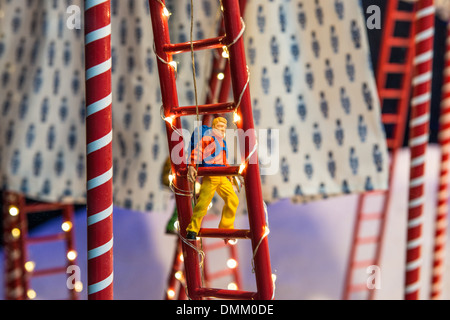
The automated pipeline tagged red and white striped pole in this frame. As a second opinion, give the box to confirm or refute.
[404,0,435,300]
[84,0,114,300]
[430,23,450,300]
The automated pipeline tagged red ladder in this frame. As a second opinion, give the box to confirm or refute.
[149,0,274,300]
[342,0,416,300]
[2,191,79,300]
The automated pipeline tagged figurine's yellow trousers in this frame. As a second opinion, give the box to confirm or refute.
[187,176,239,234]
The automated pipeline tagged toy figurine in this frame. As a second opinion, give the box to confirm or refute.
[186,117,240,241]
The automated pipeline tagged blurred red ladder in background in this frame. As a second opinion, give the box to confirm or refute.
[2,191,79,300]
[342,0,416,300]
[149,0,274,300]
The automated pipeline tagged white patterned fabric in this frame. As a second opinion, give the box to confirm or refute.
[0,0,388,215]
[242,0,389,205]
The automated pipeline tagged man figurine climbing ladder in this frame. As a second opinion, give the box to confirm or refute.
[186,117,240,241]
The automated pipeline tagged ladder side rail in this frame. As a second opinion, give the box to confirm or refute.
[148,0,203,299]
[221,0,274,300]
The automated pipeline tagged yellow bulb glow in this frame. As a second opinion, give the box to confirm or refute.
[234,112,241,123]
[168,61,177,72]
[67,250,77,261]
[9,206,19,217]
[74,281,83,293]
[179,254,184,262]
[228,282,238,290]
[61,221,72,232]
[163,7,171,17]
[11,228,21,238]
[164,115,175,125]
[263,226,270,237]
[222,46,229,59]
[24,261,36,273]
[167,289,176,299]
[175,271,183,280]
[27,289,36,300]
[227,258,238,269]
[238,163,246,175]
[217,72,225,80]
[168,174,175,185]
[228,239,238,246]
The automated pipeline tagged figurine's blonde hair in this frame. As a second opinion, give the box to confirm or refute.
[212,117,227,127]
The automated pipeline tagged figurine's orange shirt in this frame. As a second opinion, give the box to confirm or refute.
[189,132,228,167]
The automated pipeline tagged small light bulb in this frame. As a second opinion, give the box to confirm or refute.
[61,221,72,232]
[163,7,171,17]
[233,112,241,123]
[25,261,36,273]
[222,46,229,59]
[74,281,83,293]
[175,271,183,280]
[167,289,176,299]
[27,289,37,300]
[228,239,238,246]
[9,206,19,217]
[11,228,21,239]
[227,258,238,269]
[264,226,270,237]
[179,254,184,262]
[164,115,175,125]
[228,282,238,290]
[217,72,225,80]
[168,173,175,184]
[168,61,177,72]
[67,250,77,261]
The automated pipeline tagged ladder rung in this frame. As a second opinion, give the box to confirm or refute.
[27,233,66,245]
[352,259,374,269]
[367,190,386,196]
[379,89,403,99]
[361,213,382,221]
[203,241,228,251]
[179,166,241,178]
[208,268,234,280]
[383,63,407,73]
[394,11,415,22]
[356,236,379,245]
[31,266,67,278]
[164,36,226,55]
[349,283,369,292]
[198,228,251,240]
[382,113,400,124]
[172,102,236,117]
[195,287,257,300]
[24,203,66,214]
[387,37,411,48]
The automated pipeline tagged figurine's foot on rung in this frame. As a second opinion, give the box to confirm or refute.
[186,231,198,240]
